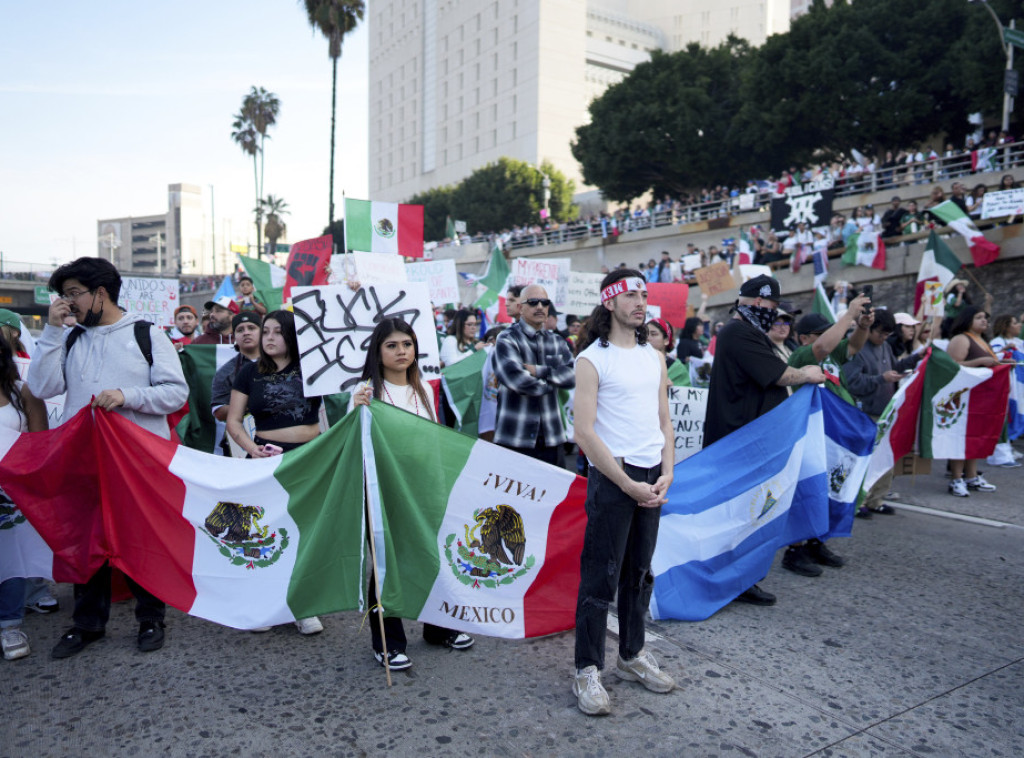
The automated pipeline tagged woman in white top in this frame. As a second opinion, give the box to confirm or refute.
[352,318,474,671]
[989,313,1024,355]
[438,309,484,367]
[0,338,47,661]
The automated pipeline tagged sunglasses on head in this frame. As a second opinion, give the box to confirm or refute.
[524,298,552,307]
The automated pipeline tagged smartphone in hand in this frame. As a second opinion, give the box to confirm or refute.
[261,443,284,456]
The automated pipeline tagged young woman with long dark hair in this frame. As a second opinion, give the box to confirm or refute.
[352,318,474,670]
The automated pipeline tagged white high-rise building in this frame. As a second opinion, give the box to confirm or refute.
[368,1,795,209]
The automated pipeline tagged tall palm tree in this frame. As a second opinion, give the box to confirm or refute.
[302,0,365,226]
[232,87,280,257]
[262,195,290,257]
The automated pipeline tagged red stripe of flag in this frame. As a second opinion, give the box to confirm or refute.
[398,204,425,258]
[964,364,1012,458]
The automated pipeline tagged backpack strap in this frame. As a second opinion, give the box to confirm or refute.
[63,322,154,368]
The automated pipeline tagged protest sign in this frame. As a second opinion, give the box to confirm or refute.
[646,283,689,327]
[327,254,357,286]
[565,272,604,316]
[511,258,571,308]
[770,178,834,232]
[923,281,944,318]
[14,357,64,428]
[735,264,774,285]
[689,356,713,388]
[406,258,459,306]
[645,305,662,321]
[119,277,179,328]
[291,283,440,397]
[283,235,333,301]
[981,188,1024,219]
[352,252,408,285]
[668,386,708,463]
[681,254,702,273]
[693,262,735,297]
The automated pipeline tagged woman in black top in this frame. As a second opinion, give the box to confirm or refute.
[675,317,705,364]
[227,309,322,458]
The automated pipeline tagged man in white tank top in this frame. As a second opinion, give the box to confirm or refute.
[571,269,676,716]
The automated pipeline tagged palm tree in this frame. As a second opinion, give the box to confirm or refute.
[262,195,290,257]
[302,0,365,226]
[232,87,280,257]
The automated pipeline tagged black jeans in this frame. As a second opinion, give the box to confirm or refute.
[366,577,455,654]
[72,563,165,632]
[574,463,662,671]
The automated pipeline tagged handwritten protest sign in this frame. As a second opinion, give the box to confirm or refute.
[119,277,179,328]
[693,262,735,297]
[981,188,1024,219]
[735,264,773,284]
[511,258,571,308]
[566,272,604,316]
[406,258,459,306]
[292,283,440,397]
[681,254,702,273]
[923,281,944,318]
[668,386,708,463]
[646,305,661,321]
[689,356,713,388]
[284,235,333,301]
[646,283,689,328]
[352,252,408,285]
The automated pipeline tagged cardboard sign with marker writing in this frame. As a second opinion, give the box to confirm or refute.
[693,262,735,297]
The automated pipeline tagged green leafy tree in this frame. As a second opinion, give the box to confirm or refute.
[408,185,456,242]
[449,158,576,233]
[232,87,280,257]
[302,0,365,225]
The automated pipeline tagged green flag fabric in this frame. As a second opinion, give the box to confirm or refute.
[440,350,487,436]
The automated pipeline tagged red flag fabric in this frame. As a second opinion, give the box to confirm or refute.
[283,235,333,302]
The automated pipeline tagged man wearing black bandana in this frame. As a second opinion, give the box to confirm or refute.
[703,274,826,605]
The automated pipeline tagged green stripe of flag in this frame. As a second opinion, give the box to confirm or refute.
[344,198,373,252]
[441,350,488,436]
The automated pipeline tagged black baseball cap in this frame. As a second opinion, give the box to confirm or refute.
[795,313,833,336]
[739,275,781,301]
[232,312,261,331]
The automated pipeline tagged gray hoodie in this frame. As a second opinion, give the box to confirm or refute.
[27,313,189,439]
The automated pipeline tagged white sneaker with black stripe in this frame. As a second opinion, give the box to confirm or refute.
[948,478,969,497]
[374,650,412,671]
[966,475,996,492]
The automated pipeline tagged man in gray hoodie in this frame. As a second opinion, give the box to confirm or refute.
[27,257,189,659]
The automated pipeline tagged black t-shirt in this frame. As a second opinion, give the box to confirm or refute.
[703,319,790,447]
[232,360,322,432]
[676,338,703,363]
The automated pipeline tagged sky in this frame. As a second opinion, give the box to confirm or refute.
[0,1,369,270]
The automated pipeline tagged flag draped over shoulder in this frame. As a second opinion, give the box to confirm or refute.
[363,402,588,639]
[820,390,876,540]
[0,407,367,629]
[344,198,425,257]
[650,386,829,622]
[915,230,963,313]
[918,348,1011,460]
[842,230,886,270]
[928,200,1000,267]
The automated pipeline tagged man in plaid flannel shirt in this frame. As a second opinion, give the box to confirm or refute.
[492,284,575,465]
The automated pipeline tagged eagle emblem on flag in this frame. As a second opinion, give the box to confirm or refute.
[444,504,536,589]
[199,501,289,570]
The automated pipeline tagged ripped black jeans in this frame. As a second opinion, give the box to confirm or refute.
[574,463,662,672]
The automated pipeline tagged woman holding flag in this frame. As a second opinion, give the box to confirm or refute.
[353,318,474,670]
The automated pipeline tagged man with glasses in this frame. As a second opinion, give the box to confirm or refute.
[492,284,575,465]
[27,257,188,659]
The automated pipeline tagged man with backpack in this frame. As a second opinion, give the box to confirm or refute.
[27,257,188,659]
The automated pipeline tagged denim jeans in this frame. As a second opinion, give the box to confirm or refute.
[0,577,26,629]
[24,577,53,606]
[574,463,662,671]
[72,563,165,632]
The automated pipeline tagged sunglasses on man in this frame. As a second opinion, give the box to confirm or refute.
[524,298,552,307]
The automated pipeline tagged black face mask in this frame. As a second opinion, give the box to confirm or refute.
[79,293,103,328]
[736,303,778,334]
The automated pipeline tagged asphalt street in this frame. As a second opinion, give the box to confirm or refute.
[3,457,1023,758]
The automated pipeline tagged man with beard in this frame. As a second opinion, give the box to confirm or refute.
[171,305,199,349]
[571,269,675,716]
[27,257,188,658]
[193,297,235,345]
[703,274,825,606]
[211,313,263,455]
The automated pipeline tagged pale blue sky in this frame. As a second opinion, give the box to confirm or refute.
[0,1,369,268]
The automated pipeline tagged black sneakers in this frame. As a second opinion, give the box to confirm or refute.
[806,538,845,568]
[782,544,823,577]
[51,628,105,659]
[736,584,777,605]
[137,621,166,653]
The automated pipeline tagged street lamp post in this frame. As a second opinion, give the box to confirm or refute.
[542,174,552,215]
[970,0,1016,133]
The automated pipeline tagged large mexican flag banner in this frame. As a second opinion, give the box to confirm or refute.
[918,348,1011,460]
[364,402,587,638]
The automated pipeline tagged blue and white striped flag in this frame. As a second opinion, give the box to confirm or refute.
[812,242,829,287]
[819,388,876,540]
[650,387,829,622]
[1007,349,1024,440]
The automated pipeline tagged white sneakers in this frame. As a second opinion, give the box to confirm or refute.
[951,475,998,496]
[949,478,969,497]
[2,628,30,661]
[573,666,611,716]
[615,648,676,693]
[294,617,324,635]
[574,650,675,716]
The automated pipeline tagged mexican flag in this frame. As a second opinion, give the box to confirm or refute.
[915,230,963,313]
[237,255,286,311]
[737,229,754,266]
[927,200,1000,267]
[0,491,52,582]
[440,350,487,437]
[344,198,425,257]
[473,244,510,312]
[812,283,836,324]
[0,406,367,629]
[842,230,886,270]
[918,348,1011,460]
[862,355,928,493]
[175,344,236,453]
[667,360,691,387]
[364,402,587,639]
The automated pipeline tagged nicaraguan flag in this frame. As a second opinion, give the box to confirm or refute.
[650,386,829,622]
[819,389,876,540]
[1005,350,1024,440]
